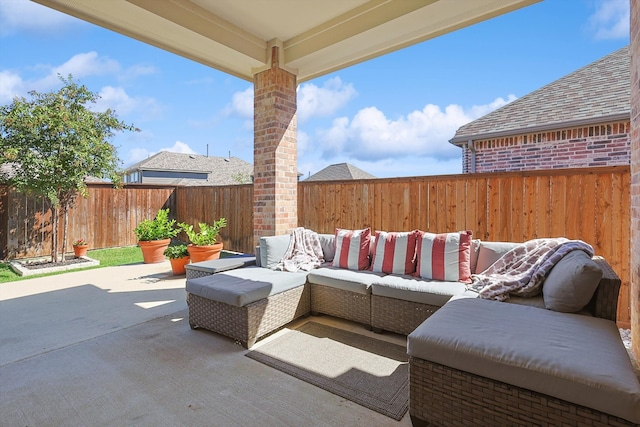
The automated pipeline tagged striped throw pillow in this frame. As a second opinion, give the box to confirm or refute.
[332,228,371,270]
[370,230,418,275]
[415,230,473,283]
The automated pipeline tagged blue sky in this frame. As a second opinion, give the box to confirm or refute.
[0,0,630,179]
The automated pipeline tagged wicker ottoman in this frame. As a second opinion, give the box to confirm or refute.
[407,298,640,426]
[186,266,310,348]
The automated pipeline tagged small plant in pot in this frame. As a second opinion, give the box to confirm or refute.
[179,218,227,263]
[163,244,190,275]
[134,208,181,263]
[72,238,88,258]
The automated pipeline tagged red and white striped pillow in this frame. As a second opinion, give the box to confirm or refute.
[332,228,371,270]
[370,230,418,275]
[415,230,473,283]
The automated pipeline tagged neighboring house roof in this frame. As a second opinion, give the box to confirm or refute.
[0,162,17,182]
[450,46,630,146]
[125,151,253,185]
[305,163,376,181]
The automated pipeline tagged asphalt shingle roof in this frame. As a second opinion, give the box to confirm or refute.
[125,151,253,185]
[305,163,376,181]
[450,46,630,145]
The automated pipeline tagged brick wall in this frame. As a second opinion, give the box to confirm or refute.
[630,0,639,361]
[252,46,298,245]
[463,120,630,173]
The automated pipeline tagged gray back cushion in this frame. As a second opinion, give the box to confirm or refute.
[475,241,519,273]
[543,250,603,312]
[259,234,291,269]
[318,233,335,262]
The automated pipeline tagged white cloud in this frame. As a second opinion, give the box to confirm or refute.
[93,86,162,120]
[0,70,24,104]
[0,0,81,36]
[225,76,357,122]
[51,52,120,81]
[126,141,197,166]
[589,0,629,40]
[0,52,122,101]
[297,77,356,122]
[162,141,197,154]
[227,87,254,118]
[316,95,515,162]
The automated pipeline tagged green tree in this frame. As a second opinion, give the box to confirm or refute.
[0,75,137,262]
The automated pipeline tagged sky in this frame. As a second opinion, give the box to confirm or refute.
[0,0,631,179]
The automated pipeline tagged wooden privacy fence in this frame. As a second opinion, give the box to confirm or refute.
[0,183,177,259]
[173,185,254,254]
[298,165,631,325]
[0,166,630,325]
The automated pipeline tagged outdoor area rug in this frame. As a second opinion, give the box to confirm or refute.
[245,321,408,420]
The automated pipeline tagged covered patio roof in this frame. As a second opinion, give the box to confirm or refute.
[33,0,539,83]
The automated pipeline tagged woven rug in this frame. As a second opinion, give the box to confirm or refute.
[245,322,408,420]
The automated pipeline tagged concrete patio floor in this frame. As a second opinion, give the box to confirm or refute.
[0,261,410,426]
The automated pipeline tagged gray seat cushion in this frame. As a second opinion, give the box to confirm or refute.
[371,274,467,306]
[407,298,640,424]
[186,266,307,307]
[306,267,384,295]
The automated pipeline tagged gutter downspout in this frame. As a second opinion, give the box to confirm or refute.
[467,139,476,173]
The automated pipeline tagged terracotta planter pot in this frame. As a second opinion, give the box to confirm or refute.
[169,256,190,275]
[138,239,171,263]
[187,243,223,263]
[73,245,88,257]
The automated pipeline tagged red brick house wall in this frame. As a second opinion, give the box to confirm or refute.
[463,120,631,173]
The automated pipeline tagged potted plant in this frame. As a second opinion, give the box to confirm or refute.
[134,208,181,263]
[179,218,227,263]
[72,238,89,257]
[163,244,190,275]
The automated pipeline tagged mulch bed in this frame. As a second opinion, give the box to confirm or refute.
[19,257,93,271]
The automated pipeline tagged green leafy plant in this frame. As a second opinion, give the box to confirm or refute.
[0,74,137,262]
[134,208,181,241]
[179,218,227,246]
[163,244,189,259]
[72,238,87,246]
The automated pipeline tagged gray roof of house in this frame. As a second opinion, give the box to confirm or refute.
[305,163,376,181]
[450,46,630,145]
[125,151,253,185]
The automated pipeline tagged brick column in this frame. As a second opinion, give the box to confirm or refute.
[630,0,639,361]
[253,45,298,244]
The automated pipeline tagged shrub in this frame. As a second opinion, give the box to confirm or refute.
[134,208,181,241]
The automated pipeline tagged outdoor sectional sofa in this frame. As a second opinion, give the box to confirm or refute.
[184,229,640,426]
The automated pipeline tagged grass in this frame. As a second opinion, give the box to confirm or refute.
[0,246,144,284]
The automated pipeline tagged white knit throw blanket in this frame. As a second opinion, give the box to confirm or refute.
[468,238,594,301]
[276,227,324,272]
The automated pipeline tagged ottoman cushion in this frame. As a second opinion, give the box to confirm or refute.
[186,266,307,307]
[407,298,640,424]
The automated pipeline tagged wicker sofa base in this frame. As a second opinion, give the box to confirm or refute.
[187,284,310,348]
[310,283,371,327]
[409,357,637,427]
[372,295,440,335]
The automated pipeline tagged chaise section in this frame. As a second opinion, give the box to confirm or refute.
[187,267,309,348]
[407,298,640,426]
[371,275,467,335]
[307,267,385,327]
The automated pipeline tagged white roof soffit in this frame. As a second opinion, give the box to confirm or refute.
[32,0,539,83]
